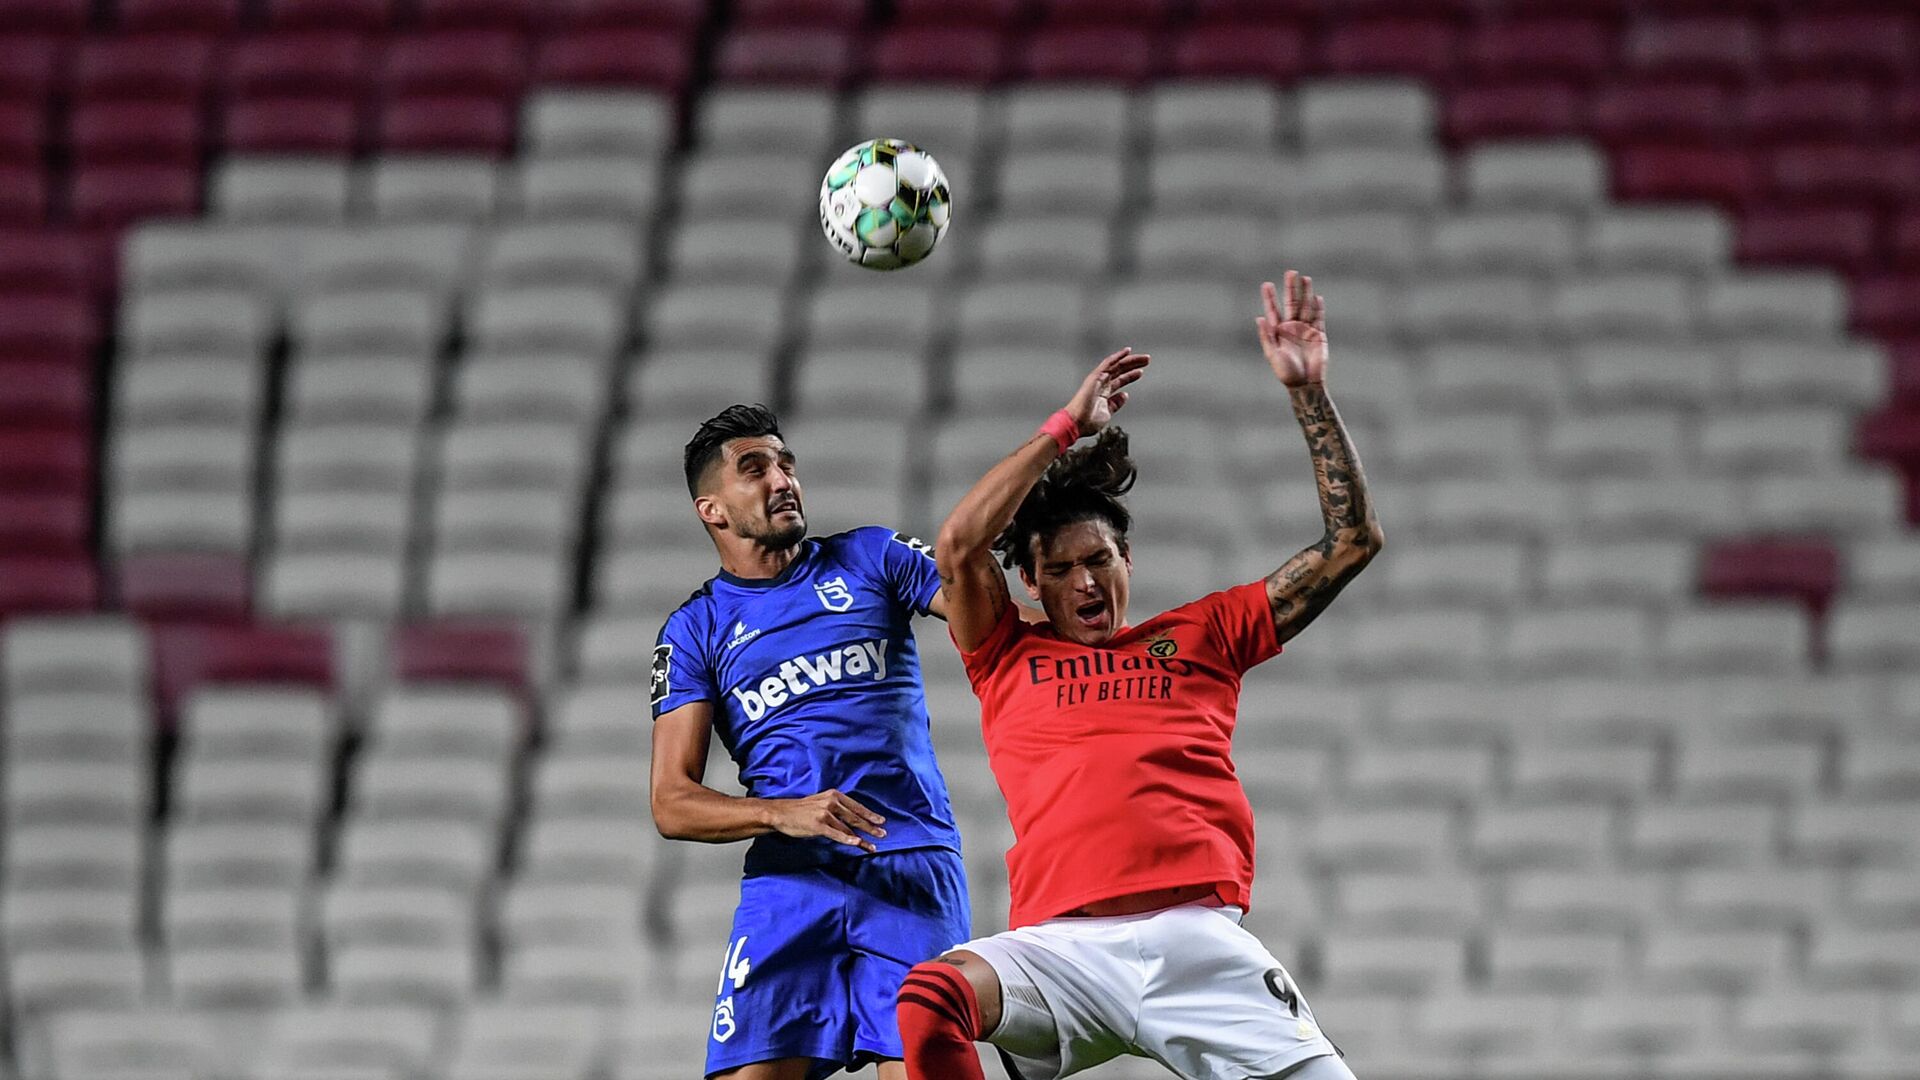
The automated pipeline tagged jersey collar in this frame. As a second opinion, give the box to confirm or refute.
[716,540,816,590]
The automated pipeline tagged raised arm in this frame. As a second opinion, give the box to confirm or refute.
[1257,272,1385,644]
[651,700,887,852]
[935,348,1149,652]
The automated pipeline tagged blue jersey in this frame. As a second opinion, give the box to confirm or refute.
[652,526,962,870]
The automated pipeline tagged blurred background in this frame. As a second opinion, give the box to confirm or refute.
[2,0,1919,1077]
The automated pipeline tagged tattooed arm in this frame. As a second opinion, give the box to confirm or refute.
[1256,273,1384,644]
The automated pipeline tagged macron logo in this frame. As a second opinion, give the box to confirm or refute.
[729,640,889,721]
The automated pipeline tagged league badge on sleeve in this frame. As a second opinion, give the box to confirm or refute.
[892,531,936,559]
[651,643,673,706]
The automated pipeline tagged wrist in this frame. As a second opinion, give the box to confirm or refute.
[1037,409,1080,454]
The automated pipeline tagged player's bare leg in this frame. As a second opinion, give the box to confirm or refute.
[874,1059,907,1080]
[897,949,1003,1080]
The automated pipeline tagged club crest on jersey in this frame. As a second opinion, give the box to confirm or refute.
[814,576,855,613]
[650,644,672,706]
[1146,633,1179,658]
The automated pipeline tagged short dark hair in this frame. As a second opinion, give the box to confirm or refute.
[685,404,783,496]
[993,427,1135,575]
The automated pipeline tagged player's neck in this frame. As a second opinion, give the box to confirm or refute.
[716,537,803,581]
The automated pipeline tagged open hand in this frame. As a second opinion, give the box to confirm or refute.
[766,789,886,853]
[1064,347,1151,435]
[1257,272,1327,387]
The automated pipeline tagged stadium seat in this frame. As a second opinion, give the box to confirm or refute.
[212,157,354,220]
[361,157,502,219]
[516,816,659,886]
[255,1004,440,1080]
[533,28,694,90]
[1002,85,1131,152]
[714,27,856,85]
[1015,27,1155,83]
[0,888,140,949]
[6,824,144,891]
[1318,930,1464,993]
[7,945,150,1013]
[378,95,517,156]
[165,821,314,890]
[75,33,219,102]
[444,1002,612,1080]
[3,759,150,828]
[3,691,152,762]
[1469,803,1614,870]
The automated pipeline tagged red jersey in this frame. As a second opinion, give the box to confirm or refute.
[959,582,1281,929]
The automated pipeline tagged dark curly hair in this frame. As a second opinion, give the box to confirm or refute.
[684,403,782,496]
[992,427,1135,575]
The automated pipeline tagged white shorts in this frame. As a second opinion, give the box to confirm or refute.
[956,902,1340,1080]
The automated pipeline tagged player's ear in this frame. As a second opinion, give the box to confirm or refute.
[1018,566,1040,602]
[694,494,727,529]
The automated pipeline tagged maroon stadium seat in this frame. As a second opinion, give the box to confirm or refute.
[871,27,1005,84]
[0,555,99,617]
[414,0,548,29]
[1338,0,1476,15]
[0,492,90,556]
[1889,344,1920,406]
[267,0,397,30]
[380,30,527,100]
[0,292,99,363]
[0,36,65,103]
[1890,83,1920,137]
[0,232,94,294]
[1615,145,1762,205]
[75,34,220,103]
[69,101,205,167]
[0,362,91,429]
[221,96,362,155]
[0,166,49,224]
[1776,13,1914,77]
[155,621,336,719]
[1016,27,1156,83]
[1187,0,1322,19]
[1461,17,1615,80]
[532,28,692,89]
[0,103,47,165]
[713,27,857,86]
[732,0,870,29]
[68,163,201,227]
[1168,23,1306,80]
[1323,18,1460,80]
[889,0,1026,27]
[1735,206,1878,271]
[1444,81,1584,141]
[6,0,94,32]
[1770,144,1920,204]
[1699,539,1841,615]
[227,32,370,98]
[118,0,244,32]
[551,0,708,31]
[118,552,251,622]
[376,94,514,155]
[1589,78,1731,143]
[1893,209,1920,267]
[1850,274,1920,339]
[1741,80,1882,142]
[1857,406,1920,467]
[0,425,91,495]
[392,621,529,690]
[1621,15,1762,80]
[1037,0,1173,26]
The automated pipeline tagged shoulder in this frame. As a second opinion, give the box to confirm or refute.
[660,581,719,641]
[821,525,930,567]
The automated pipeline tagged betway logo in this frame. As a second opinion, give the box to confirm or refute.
[729,640,889,721]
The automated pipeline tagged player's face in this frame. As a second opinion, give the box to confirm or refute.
[1022,519,1132,646]
[706,436,806,548]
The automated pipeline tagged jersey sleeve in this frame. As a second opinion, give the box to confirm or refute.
[957,596,1025,686]
[1191,581,1283,674]
[869,527,943,616]
[650,608,716,720]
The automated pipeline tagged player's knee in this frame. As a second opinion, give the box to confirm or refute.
[897,960,982,1044]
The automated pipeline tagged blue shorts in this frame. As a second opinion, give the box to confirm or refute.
[705,846,971,1079]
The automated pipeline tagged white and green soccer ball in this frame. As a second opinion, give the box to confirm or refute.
[818,138,952,271]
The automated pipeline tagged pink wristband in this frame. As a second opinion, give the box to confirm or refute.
[1037,409,1080,454]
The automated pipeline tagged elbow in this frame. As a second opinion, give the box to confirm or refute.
[650,792,690,841]
[934,523,985,578]
[1334,524,1385,569]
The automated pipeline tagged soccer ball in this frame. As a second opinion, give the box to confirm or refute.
[818,138,951,271]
